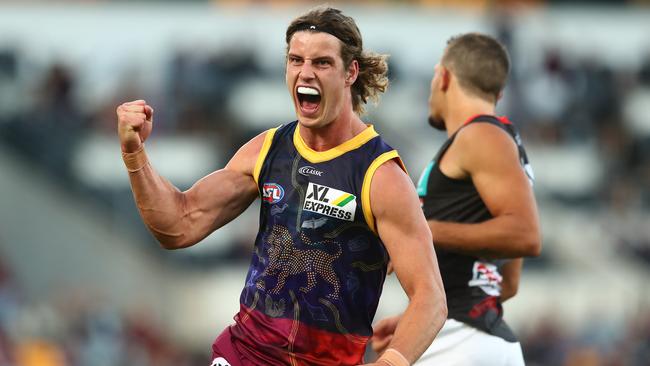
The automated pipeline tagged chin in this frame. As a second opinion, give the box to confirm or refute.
[428,116,446,131]
[297,115,326,129]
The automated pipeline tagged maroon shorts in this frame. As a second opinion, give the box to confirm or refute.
[211,326,247,366]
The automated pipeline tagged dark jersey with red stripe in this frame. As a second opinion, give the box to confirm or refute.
[229,121,404,365]
[416,115,533,342]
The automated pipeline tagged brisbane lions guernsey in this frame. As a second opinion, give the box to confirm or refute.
[230,121,405,365]
[416,115,534,342]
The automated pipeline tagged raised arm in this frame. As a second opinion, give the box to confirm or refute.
[365,159,447,366]
[117,100,261,249]
[429,123,542,258]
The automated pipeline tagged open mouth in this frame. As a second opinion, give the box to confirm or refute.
[297,86,321,115]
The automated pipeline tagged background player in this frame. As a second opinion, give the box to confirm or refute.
[372,33,541,366]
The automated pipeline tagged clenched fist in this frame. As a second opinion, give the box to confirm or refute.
[117,100,154,153]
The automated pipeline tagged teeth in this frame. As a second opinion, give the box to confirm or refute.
[297,87,320,96]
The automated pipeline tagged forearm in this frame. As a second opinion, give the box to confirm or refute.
[384,290,447,364]
[499,258,522,302]
[123,147,192,248]
[500,285,516,302]
[429,216,540,258]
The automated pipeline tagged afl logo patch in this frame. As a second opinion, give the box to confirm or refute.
[298,166,323,177]
[262,183,284,203]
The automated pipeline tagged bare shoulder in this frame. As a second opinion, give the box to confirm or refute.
[454,122,519,171]
[225,129,274,176]
[370,158,417,216]
[455,122,517,152]
[372,158,408,187]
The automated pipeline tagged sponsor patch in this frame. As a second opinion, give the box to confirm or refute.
[303,183,356,221]
[262,183,284,203]
[298,166,323,177]
[468,261,502,296]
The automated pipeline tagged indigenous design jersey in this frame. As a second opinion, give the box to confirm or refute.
[416,115,534,342]
[231,121,405,365]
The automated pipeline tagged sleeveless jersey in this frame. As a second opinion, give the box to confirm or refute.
[230,121,405,365]
[416,115,534,342]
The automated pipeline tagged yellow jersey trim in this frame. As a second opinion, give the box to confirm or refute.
[361,150,406,234]
[253,127,278,186]
[293,124,379,163]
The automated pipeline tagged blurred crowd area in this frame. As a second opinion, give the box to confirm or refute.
[0,255,208,366]
[1,2,650,366]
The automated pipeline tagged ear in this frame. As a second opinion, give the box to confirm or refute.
[440,66,451,92]
[345,59,359,86]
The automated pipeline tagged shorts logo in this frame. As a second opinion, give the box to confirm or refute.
[211,357,231,366]
[298,166,323,177]
[468,261,503,296]
[262,183,284,203]
[303,183,356,221]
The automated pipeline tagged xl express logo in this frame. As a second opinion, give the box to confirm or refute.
[303,183,356,221]
[262,183,284,203]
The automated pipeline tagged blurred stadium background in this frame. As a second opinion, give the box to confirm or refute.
[1,0,649,365]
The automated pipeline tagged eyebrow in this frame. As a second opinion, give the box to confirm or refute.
[312,56,335,63]
[286,53,336,63]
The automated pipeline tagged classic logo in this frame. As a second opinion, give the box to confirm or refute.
[468,261,503,296]
[303,183,356,221]
[262,183,284,203]
[298,166,323,177]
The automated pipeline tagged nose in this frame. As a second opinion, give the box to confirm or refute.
[299,60,316,81]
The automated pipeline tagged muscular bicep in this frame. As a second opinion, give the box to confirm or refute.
[178,131,265,245]
[371,160,442,297]
[460,124,539,234]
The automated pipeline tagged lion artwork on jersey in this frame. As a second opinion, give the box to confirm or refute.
[257,225,342,300]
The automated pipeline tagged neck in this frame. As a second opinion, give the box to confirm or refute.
[299,105,366,151]
[443,94,496,137]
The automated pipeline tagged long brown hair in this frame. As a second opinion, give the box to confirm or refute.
[286,6,389,114]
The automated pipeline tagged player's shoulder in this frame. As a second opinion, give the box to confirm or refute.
[372,157,410,192]
[456,120,516,149]
[226,126,280,174]
[242,129,272,154]
[454,121,521,172]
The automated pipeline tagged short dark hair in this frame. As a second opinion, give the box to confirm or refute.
[286,6,388,114]
[442,33,510,103]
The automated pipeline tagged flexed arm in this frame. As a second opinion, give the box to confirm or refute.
[116,100,261,249]
[363,159,447,365]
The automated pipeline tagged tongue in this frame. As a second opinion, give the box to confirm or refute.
[301,99,319,111]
